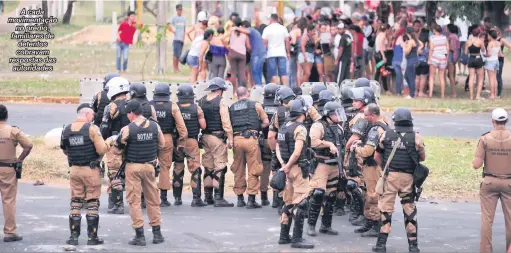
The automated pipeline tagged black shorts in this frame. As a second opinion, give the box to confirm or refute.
[416,62,429,75]
[468,55,484,69]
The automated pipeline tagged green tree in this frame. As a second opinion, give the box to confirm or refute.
[435,1,510,29]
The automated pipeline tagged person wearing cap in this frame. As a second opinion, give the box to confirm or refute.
[198,77,235,207]
[276,99,314,249]
[128,83,157,122]
[173,84,207,207]
[114,100,166,246]
[149,83,188,207]
[91,73,119,127]
[373,107,425,253]
[261,83,280,207]
[473,108,511,253]
[229,87,269,208]
[351,103,388,237]
[61,103,107,246]
[335,22,353,85]
[187,10,209,41]
[0,105,32,243]
[168,4,187,73]
[307,101,346,237]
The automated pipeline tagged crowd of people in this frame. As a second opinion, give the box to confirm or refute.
[152,2,511,100]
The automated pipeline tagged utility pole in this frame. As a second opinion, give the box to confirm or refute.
[157,0,167,74]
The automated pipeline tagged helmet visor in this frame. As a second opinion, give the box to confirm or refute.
[330,107,347,122]
[299,95,313,108]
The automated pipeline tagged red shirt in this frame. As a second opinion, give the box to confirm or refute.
[356,32,364,56]
[118,20,137,44]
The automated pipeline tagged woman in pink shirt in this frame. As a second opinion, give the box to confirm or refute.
[227,17,250,90]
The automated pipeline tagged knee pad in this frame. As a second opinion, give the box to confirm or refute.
[326,191,337,202]
[86,198,100,209]
[203,168,217,181]
[346,179,359,191]
[192,167,202,177]
[310,188,325,203]
[70,198,83,211]
[173,170,184,181]
[296,198,308,211]
[381,211,392,227]
[282,204,294,217]
[400,193,415,204]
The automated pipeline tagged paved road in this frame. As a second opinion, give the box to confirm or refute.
[3,103,494,138]
[0,182,506,252]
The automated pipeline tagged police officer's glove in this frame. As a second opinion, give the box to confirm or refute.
[329,143,338,155]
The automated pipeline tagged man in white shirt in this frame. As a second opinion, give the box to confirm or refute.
[455,16,470,76]
[262,14,291,85]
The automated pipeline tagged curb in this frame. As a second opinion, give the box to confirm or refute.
[53,25,94,43]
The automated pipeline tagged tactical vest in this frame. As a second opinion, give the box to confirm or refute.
[314,119,343,159]
[111,100,130,134]
[229,99,260,133]
[94,90,109,126]
[343,107,358,143]
[133,98,153,120]
[303,115,313,131]
[125,120,159,163]
[179,103,200,139]
[278,121,306,163]
[362,121,388,144]
[150,101,175,134]
[62,123,99,166]
[482,130,511,176]
[200,95,223,132]
[276,105,288,130]
[262,102,279,138]
[382,130,416,174]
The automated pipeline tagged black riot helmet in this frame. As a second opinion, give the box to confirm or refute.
[349,87,370,105]
[263,83,279,100]
[318,90,335,107]
[340,86,353,108]
[205,77,227,91]
[129,82,147,98]
[288,99,307,120]
[103,72,120,90]
[354,77,370,88]
[311,83,327,103]
[275,86,296,104]
[153,82,171,102]
[294,86,303,96]
[392,107,413,123]
[177,83,195,103]
[322,101,347,123]
[363,86,376,104]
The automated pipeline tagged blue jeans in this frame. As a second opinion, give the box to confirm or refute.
[250,53,265,86]
[116,42,130,71]
[498,58,504,96]
[392,61,403,94]
[267,57,287,78]
[288,55,298,88]
[405,62,417,97]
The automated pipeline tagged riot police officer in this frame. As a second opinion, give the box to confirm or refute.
[129,82,158,121]
[61,103,107,246]
[311,83,327,108]
[276,99,314,249]
[175,84,207,207]
[268,86,295,212]
[260,83,280,206]
[114,100,165,246]
[100,77,130,214]
[91,72,119,127]
[198,77,234,207]
[0,105,32,242]
[316,90,336,112]
[307,101,346,237]
[229,87,269,208]
[149,83,188,207]
[351,103,388,237]
[373,108,425,253]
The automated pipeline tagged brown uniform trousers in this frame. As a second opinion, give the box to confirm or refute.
[378,172,416,240]
[480,177,511,253]
[231,135,264,195]
[281,164,310,225]
[0,123,32,237]
[70,166,102,216]
[125,163,162,229]
[173,138,201,187]
[158,134,174,190]
[310,163,339,195]
[260,141,273,193]
[202,134,229,188]
[362,164,382,220]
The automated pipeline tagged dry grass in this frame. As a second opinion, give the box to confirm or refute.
[24,136,481,200]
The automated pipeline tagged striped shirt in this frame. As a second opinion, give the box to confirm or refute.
[430,34,448,61]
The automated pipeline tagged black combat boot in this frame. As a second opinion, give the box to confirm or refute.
[354,219,372,233]
[271,191,280,208]
[408,239,420,253]
[160,190,171,207]
[361,220,380,237]
[128,227,146,246]
[372,233,388,252]
[112,189,125,214]
[86,214,104,245]
[306,190,323,237]
[107,193,114,213]
[319,195,338,235]
[277,196,284,215]
[291,203,314,249]
[173,170,184,205]
[191,170,207,207]
[152,226,164,244]
[214,168,235,207]
[204,187,214,205]
[66,214,81,245]
[278,216,292,244]
[237,194,246,207]
[335,198,346,216]
[246,194,262,209]
[141,193,146,209]
[3,234,22,242]
[260,191,270,206]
